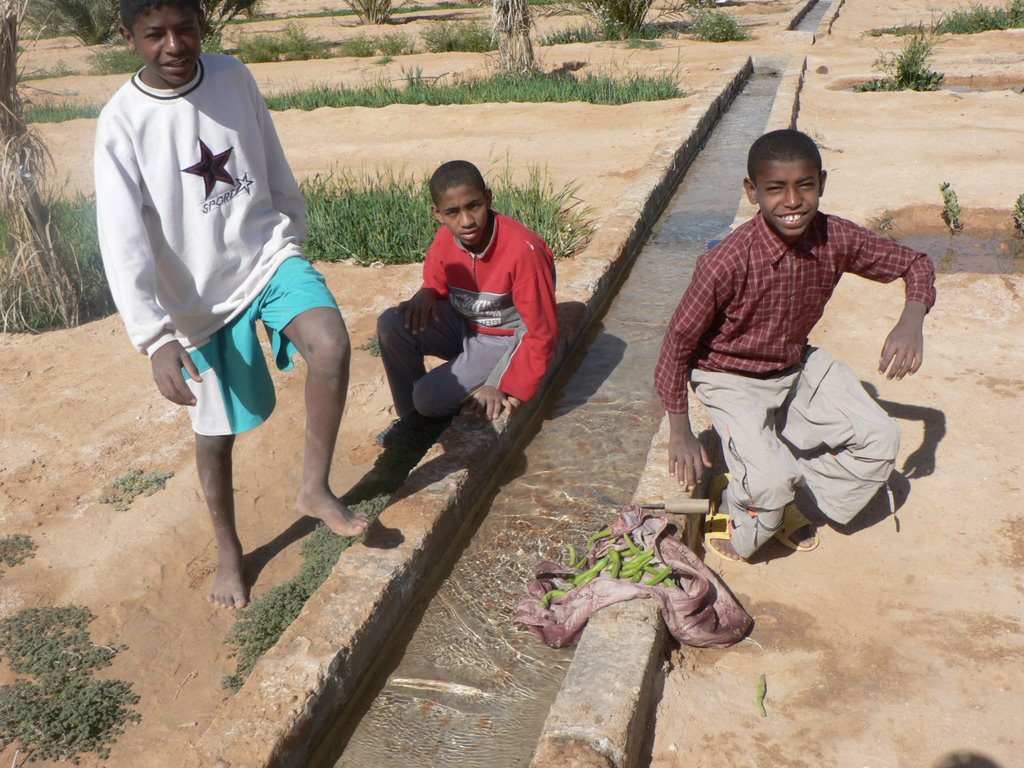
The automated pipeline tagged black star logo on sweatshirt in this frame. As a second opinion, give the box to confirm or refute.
[182,140,235,198]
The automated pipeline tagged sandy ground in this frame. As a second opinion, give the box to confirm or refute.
[2,0,1022,766]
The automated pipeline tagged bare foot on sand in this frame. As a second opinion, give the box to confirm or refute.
[208,545,249,609]
[298,489,369,537]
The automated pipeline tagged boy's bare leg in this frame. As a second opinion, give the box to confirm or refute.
[195,433,249,609]
[283,306,368,537]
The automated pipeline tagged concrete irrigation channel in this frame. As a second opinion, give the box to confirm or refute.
[184,6,839,767]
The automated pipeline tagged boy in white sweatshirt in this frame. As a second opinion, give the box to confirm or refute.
[95,0,367,609]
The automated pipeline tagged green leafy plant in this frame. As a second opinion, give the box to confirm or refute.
[939,181,963,233]
[358,335,381,357]
[302,167,593,266]
[24,0,121,45]
[375,31,416,55]
[934,0,1024,33]
[871,212,896,233]
[1012,193,1024,231]
[540,24,604,44]
[0,534,36,577]
[688,8,747,41]
[235,21,331,63]
[99,468,174,511]
[0,606,141,762]
[337,34,379,57]
[421,19,496,52]
[855,29,944,91]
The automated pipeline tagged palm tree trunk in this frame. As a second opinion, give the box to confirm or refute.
[492,0,536,74]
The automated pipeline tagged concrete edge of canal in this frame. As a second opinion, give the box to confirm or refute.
[528,54,806,768]
[182,52,804,768]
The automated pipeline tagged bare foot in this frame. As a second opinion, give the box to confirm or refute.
[298,489,369,537]
[208,546,249,609]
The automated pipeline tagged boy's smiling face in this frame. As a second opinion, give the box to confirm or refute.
[743,157,827,246]
[121,4,205,90]
[431,183,494,251]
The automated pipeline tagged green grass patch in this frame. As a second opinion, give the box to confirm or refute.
[23,101,102,123]
[99,468,175,511]
[0,534,37,577]
[19,60,76,80]
[421,19,496,52]
[541,24,605,45]
[235,21,333,63]
[934,0,1024,33]
[0,606,141,762]
[88,45,141,75]
[264,70,683,111]
[302,168,593,266]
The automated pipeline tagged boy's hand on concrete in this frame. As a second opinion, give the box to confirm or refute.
[151,341,199,406]
[466,385,512,421]
[398,288,439,334]
[667,411,711,491]
[879,300,927,380]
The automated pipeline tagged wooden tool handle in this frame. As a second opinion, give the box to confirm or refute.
[661,498,710,515]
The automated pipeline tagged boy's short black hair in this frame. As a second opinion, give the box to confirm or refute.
[747,129,822,181]
[121,0,201,28]
[429,160,487,204]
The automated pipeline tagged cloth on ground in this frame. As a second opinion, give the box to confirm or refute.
[514,505,753,648]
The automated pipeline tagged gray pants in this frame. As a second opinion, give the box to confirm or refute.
[377,300,516,419]
[692,347,899,558]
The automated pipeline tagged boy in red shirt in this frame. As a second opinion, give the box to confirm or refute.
[376,161,558,445]
[655,129,936,562]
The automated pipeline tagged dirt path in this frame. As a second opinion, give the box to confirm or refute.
[2,1,1022,766]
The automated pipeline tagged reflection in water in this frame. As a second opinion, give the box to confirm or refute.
[897,233,1024,274]
[325,67,784,768]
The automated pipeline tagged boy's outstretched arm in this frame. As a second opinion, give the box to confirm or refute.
[151,341,201,406]
[879,300,928,380]
[667,411,712,491]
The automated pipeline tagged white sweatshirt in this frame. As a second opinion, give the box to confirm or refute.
[94,54,305,356]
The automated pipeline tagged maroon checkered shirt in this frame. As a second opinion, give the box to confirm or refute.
[654,212,936,413]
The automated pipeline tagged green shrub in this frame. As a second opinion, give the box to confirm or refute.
[0,606,141,762]
[934,0,1024,33]
[302,166,593,266]
[343,0,399,24]
[1013,193,1024,231]
[49,195,114,323]
[939,181,963,232]
[375,31,416,55]
[0,534,36,577]
[558,0,655,39]
[541,24,604,45]
[235,21,332,63]
[88,45,141,75]
[688,8,747,41]
[855,30,944,91]
[421,19,496,52]
[337,34,380,57]
[201,0,264,43]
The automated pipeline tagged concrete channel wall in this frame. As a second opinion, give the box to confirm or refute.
[530,54,807,768]
[184,57,762,768]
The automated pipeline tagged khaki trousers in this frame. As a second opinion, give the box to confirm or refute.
[691,347,899,558]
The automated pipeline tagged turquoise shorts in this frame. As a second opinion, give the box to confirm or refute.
[184,257,339,436]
